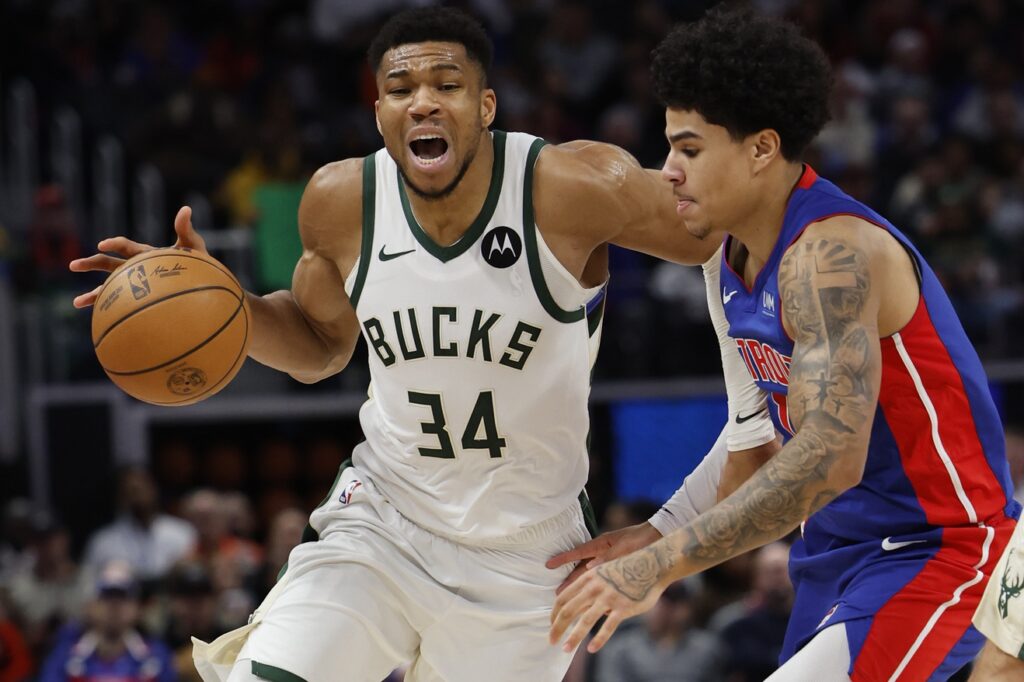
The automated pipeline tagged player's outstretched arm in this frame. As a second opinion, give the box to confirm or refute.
[550,221,883,653]
[538,142,721,265]
[70,160,365,383]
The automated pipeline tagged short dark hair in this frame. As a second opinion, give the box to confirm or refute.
[368,7,493,81]
[651,6,832,160]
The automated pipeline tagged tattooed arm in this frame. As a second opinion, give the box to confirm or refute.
[550,219,885,652]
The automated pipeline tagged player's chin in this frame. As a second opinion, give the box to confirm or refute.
[682,219,712,240]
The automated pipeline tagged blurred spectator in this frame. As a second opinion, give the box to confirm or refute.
[181,490,262,594]
[248,508,306,601]
[0,500,36,584]
[594,582,724,682]
[716,543,794,681]
[5,513,88,661]
[37,561,176,682]
[538,1,617,110]
[161,563,217,682]
[0,602,32,682]
[83,468,196,582]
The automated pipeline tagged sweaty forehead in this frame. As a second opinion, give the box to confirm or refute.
[380,42,471,75]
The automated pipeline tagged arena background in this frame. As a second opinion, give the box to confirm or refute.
[1,1,1023,680]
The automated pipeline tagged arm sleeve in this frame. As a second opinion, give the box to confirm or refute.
[648,247,776,536]
[702,248,776,451]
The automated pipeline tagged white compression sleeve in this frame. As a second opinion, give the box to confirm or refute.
[648,247,777,536]
[704,248,776,451]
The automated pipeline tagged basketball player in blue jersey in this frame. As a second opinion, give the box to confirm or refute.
[69,7,781,681]
[550,7,1021,680]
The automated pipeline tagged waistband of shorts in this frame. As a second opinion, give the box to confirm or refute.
[425,501,586,548]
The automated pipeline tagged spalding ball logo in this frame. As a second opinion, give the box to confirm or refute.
[481,226,522,269]
[167,367,207,395]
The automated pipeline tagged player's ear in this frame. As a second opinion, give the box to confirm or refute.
[374,101,383,136]
[750,129,781,174]
[480,88,496,129]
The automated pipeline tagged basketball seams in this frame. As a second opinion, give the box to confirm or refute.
[145,301,250,406]
[93,285,240,348]
[92,249,243,311]
[103,295,246,376]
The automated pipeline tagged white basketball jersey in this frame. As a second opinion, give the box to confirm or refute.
[342,131,605,541]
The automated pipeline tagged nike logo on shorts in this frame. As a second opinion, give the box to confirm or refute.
[882,537,928,551]
[379,245,415,261]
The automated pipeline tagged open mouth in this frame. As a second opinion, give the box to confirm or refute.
[409,135,450,165]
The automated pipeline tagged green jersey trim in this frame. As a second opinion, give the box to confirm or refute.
[349,155,376,308]
[252,661,307,682]
[397,130,507,263]
[523,139,585,324]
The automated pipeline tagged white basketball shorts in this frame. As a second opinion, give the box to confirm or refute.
[193,450,590,682]
[973,517,1024,660]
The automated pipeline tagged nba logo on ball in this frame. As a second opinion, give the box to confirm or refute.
[482,226,522,268]
[127,265,151,300]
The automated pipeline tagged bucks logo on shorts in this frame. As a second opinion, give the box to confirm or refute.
[999,547,1024,619]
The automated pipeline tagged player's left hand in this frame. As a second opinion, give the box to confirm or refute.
[548,553,666,654]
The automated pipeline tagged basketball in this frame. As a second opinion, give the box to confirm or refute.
[91,247,250,406]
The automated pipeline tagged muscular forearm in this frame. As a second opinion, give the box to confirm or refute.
[246,290,353,381]
[598,428,855,600]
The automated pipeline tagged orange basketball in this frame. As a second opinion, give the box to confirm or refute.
[91,247,250,406]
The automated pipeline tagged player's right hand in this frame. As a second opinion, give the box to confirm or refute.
[546,522,663,595]
[69,206,208,308]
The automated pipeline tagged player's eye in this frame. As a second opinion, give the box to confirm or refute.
[439,83,460,92]
[389,87,411,96]
[682,148,700,158]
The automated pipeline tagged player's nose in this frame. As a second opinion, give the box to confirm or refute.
[660,157,684,185]
[408,85,441,119]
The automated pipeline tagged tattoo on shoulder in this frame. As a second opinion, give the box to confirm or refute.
[665,237,879,569]
[779,237,874,436]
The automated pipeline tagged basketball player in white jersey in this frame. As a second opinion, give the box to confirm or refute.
[70,7,777,681]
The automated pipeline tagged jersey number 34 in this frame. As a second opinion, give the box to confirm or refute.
[408,390,506,459]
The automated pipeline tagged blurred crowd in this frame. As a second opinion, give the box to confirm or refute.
[1,0,1024,380]
[1,428,1022,682]
[3,0,1024,677]
[0,467,795,682]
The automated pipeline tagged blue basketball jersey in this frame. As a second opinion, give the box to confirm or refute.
[719,166,1020,679]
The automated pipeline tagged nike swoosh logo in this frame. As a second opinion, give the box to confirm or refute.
[735,408,767,424]
[379,245,415,262]
[723,288,738,304]
[881,537,928,551]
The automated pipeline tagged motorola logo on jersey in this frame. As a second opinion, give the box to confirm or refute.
[482,226,522,268]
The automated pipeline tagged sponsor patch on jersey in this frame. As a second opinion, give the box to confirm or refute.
[481,226,522,269]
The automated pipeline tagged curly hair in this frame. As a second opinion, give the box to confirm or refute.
[368,7,493,82]
[651,6,832,160]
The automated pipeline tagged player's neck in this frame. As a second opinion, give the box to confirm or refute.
[405,131,496,246]
[729,161,805,271]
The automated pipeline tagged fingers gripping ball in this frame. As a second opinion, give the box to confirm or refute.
[92,247,250,406]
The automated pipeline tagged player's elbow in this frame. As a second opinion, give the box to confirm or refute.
[288,347,353,384]
[832,443,868,491]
